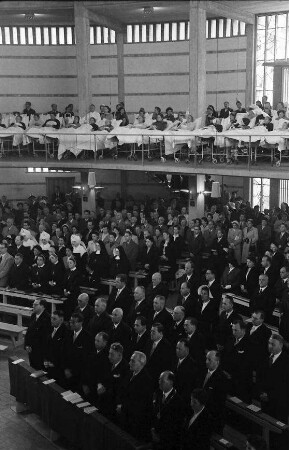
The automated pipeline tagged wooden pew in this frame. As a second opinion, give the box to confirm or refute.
[0,322,26,347]
[0,303,32,327]
[227,293,280,319]
[0,288,64,313]
[226,395,288,448]
[129,271,146,288]
[100,278,116,294]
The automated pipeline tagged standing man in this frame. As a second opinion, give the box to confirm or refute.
[24,299,51,369]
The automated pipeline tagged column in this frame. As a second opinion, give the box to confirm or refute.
[272,66,282,109]
[188,175,205,219]
[80,171,96,215]
[245,24,255,106]
[116,32,125,104]
[74,2,91,117]
[269,178,279,209]
[189,0,206,119]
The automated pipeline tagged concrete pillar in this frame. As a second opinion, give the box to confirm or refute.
[273,66,283,109]
[188,175,205,219]
[116,32,125,104]
[245,23,255,106]
[270,178,279,209]
[74,2,91,117]
[189,1,206,119]
[80,171,96,215]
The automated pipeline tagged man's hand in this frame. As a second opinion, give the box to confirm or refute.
[25,346,32,353]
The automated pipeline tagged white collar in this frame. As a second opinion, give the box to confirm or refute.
[163,387,174,400]
[74,328,82,339]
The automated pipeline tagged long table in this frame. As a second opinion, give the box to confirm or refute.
[8,356,151,450]
[0,288,64,313]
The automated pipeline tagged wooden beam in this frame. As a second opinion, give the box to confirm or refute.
[86,8,125,33]
[200,0,255,24]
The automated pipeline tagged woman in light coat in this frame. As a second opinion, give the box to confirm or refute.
[227,220,242,265]
[241,218,258,264]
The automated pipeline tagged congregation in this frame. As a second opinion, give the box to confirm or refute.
[0,96,288,163]
[0,185,288,449]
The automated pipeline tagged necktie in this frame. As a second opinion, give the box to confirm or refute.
[150,342,157,356]
[73,332,77,342]
[269,354,274,366]
[203,371,211,387]
[52,328,57,338]
[162,393,166,404]
[137,334,141,342]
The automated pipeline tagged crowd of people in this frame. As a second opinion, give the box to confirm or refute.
[0,97,288,163]
[0,188,289,449]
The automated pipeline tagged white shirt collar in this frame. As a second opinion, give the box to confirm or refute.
[163,387,174,400]
[74,328,82,339]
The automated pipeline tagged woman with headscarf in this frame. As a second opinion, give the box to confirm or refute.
[30,253,50,294]
[20,228,37,250]
[71,234,87,275]
[159,230,176,281]
[109,245,130,278]
[48,252,65,296]
[85,240,109,288]
[39,230,51,259]
[63,257,81,320]
[221,257,240,294]
[140,236,159,278]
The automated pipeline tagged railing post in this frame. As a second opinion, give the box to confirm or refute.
[141,135,144,166]
[248,135,251,170]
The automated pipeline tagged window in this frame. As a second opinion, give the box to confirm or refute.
[171,22,177,41]
[127,25,133,43]
[12,27,18,44]
[256,13,289,103]
[156,23,161,42]
[27,27,34,45]
[141,24,147,42]
[280,179,289,205]
[43,27,49,45]
[51,27,57,45]
[134,25,140,43]
[179,22,185,40]
[35,27,41,45]
[4,27,11,44]
[251,178,270,211]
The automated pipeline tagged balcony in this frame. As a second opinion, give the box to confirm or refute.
[0,128,289,179]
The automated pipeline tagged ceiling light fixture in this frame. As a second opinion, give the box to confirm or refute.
[143,6,154,17]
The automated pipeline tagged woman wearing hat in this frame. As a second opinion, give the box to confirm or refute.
[241,219,258,264]
[227,220,242,265]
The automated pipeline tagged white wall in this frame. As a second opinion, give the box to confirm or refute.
[0,34,247,114]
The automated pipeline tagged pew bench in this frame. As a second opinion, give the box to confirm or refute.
[0,288,64,313]
[0,303,32,327]
[226,395,288,448]
[0,322,26,347]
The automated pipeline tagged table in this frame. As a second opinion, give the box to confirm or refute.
[0,288,64,313]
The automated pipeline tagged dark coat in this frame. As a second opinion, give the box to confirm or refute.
[121,368,153,441]
[187,331,206,368]
[145,338,174,386]
[199,366,229,433]
[147,308,174,338]
[87,311,112,338]
[45,323,69,381]
[107,286,133,318]
[214,309,242,347]
[146,281,169,307]
[195,299,219,346]
[8,262,31,290]
[108,321,132,357]
[260,351,289,422]
[30,265,50,294]
[126,299,151,328]
[250,285,276,321]
[24,310,52,370]
[240,266,259,298]
[169,319,186,346]
[174,355,199,408]
[177,293,198,318]
[182,407,213,450]
[130,330,150,354]
[74,305,95,331]
[152,388,186,450]
[47,261,65,296]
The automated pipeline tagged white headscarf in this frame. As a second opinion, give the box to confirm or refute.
[20,228,37,249]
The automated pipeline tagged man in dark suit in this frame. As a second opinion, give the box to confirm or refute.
[215,295,241,349]
[8,252,31,291]
[151,371,186,450]
[24,298,51,370]
[187,225,204,276]
[121,230,139,271]
[174,338,199,410]
[13,235,32,265]
[205,268,222,305]
[148,295,174,338]
[106,274,132,319]
[259,333,289,422]
[178,281,198,317]
[184,316,206,368]
[247,309,271,388]
[195,286,219,347]
[119,351,153,442]
[61,312,94,391]
[274,265,289,302]
[44,309,69,383]
[250,274,275,322]
[145,323,174,387]
[222,319,251,402]
[171,225,184,259]
[126,285,150,328]
[87,297,112,338]
[74,293,95,331]
[100,342,130,420]
[240,256,259,298]
[146,272,169,308]
[182,388,213,450]
[131,315,150,353]
[81,331,111,406]
[169,306,186,346]
[260,255,278,288]
[108,308,132,357]
[199,350,229,433]
[177,260,199,300]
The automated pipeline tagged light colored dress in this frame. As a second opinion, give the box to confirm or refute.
[241,226,258,263]
[227,227,243,264]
